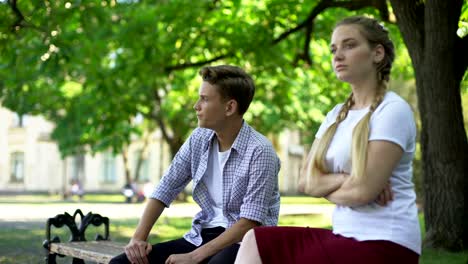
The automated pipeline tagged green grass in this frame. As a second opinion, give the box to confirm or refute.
[189,195,331,205]
[421,249,468,264]
[0,194,331,205]
[0,194,64,203]
[0,195,466,264]
[0,194,138,204]
[0,193,193,204]
[280,196,332,205]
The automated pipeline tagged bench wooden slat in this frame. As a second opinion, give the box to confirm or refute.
[49,241,126,263]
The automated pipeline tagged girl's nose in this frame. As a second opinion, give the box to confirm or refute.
[333,49,344,61]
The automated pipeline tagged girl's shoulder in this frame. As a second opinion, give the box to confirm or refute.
[374,91,414,116]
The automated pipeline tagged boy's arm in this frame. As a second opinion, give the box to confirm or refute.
[125,199,166,264]
[165,218,258,263]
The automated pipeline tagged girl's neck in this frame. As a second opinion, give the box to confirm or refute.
[350,79,379,109]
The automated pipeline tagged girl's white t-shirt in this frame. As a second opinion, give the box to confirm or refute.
[316,91,421,254]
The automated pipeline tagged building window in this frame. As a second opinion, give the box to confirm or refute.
[10,152,25,183]
[102,152,116,183]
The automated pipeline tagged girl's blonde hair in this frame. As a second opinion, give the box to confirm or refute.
[310,16,395,182]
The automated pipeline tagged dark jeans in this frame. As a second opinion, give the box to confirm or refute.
[110,227,240,264]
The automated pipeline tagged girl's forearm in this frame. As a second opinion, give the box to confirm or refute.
[325,178,369,207]
[302,173,346,197]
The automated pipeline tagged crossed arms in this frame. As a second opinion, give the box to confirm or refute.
[299,139,403,207]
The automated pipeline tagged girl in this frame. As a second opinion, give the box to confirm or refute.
[234,16,421,264]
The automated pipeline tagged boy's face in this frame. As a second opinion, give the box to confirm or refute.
[193,81,229,130]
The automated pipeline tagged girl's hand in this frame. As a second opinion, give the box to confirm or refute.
[376,181,393,206]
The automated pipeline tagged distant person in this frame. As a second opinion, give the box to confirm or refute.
[110,65,281,264]
[235,16,421,264]
[70,179,84,201]
[143,180,153,198]
[136,184,146,203]
[122,182,136,203]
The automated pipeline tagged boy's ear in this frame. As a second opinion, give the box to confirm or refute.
[225,99,238,116]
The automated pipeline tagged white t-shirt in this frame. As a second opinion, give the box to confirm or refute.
[316,91,421,254]
[202,138,230,228]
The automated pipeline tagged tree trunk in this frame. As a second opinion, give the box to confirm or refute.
[121,148,132,186]
[134,131,151,182]
[391,0,468,251]
[152,111,185,159]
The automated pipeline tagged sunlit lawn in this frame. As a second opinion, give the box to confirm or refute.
[0,194,331,204]
[0,194,466,264]
[0,194,148,204]
[1,215,331,264]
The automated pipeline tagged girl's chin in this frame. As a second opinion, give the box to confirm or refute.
[336,75,349,82]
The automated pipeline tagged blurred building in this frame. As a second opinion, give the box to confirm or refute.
[0,105,305,195]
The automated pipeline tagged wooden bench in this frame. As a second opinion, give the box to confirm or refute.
[43,209,126,264]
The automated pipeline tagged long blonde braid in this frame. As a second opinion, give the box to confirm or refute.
[314,93,354,174]
[349,84,386,182]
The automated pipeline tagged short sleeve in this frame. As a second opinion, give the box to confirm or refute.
[150,130,194,206]
[239,146,280,224]
[369,101,416,152]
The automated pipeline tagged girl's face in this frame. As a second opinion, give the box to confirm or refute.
[330,25,383,84]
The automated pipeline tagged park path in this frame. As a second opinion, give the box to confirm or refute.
[0,202,333,222]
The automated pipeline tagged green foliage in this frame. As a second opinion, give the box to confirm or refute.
[0,0,417,155]
[460,0,468,38]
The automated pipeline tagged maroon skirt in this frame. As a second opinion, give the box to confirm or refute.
[254,226,418,264]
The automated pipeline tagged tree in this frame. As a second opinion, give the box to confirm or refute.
[389,0,468,250]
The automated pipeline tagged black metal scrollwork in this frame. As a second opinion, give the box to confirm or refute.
[42,209,110,264]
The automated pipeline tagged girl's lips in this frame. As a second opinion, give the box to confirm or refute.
[335,65,346,71]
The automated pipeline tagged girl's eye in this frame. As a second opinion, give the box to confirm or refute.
[344,43,355,49]
[331,48,336,54]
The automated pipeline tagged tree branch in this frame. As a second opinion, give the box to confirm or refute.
[273,0,391,45]
[133,130,152,182]
[273,0,391,65]
[8,0,25,31]
[150,89,174,148]
[272,0,327,45]
[7,0,48,33]
[302,20,314,66]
